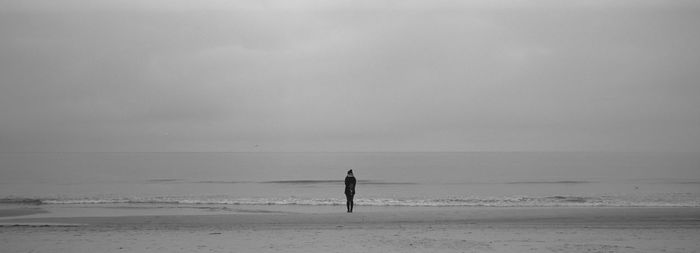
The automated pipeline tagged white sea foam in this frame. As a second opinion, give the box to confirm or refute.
[11,194,697,208]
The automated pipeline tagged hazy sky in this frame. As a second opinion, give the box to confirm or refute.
[1,0,699,152]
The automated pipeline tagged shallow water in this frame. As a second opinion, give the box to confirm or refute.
[1,152,699,207]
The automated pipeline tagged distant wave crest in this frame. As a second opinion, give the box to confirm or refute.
[262,180,342,184]
[144,179,417,185]
[147,179,182,182]
[194,181,246,184]
[507,180,595,184]
[261,180,417,185]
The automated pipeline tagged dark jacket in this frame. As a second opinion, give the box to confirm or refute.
[345,176,356,195]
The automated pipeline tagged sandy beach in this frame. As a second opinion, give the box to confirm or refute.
[1,206,699,252]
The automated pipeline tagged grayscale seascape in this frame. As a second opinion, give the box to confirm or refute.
[1,1,699,252]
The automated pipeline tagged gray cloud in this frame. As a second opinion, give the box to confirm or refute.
[1,1,699,152]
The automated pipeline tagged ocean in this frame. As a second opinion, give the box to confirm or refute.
[1,152,699,208]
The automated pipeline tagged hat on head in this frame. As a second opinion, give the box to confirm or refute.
[347,169,353,174]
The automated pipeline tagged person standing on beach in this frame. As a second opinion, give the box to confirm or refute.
[345,170,356,213]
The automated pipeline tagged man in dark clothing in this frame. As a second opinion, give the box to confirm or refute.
[345,170,356,213]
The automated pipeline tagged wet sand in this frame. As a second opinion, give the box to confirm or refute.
[1,206,699,252]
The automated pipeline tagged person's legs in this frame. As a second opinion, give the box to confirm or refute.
[346,193,351,212]
[349,194,354,213]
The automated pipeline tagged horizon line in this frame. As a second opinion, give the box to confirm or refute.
[1,150,697,154]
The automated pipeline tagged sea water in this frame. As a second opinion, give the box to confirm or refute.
[1,152,699,208]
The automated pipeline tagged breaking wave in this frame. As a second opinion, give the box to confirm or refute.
[3,195,698,207]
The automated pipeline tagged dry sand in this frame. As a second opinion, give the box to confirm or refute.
[1,206,699,252]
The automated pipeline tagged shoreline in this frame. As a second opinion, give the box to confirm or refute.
[2,206,699,252]
[2,205,699,228]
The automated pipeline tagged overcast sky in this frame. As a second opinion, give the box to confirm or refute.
[1,0,699,152]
